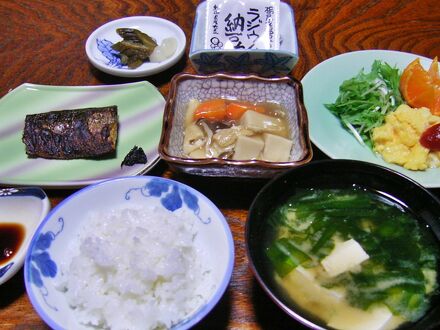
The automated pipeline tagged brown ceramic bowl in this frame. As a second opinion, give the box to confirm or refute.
[158,73,313,178]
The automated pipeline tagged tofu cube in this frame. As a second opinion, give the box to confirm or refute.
[295,266,344,300]
[233,135,264,160]
[240,110,285,134]
[321,239,369,277]
[262,133,293,162]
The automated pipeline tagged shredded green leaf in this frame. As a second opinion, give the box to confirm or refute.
[325,60,403,148]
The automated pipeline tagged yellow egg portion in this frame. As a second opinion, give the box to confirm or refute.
[372,104,440,170]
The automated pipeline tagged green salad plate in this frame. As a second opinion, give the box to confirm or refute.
[302,49,438,188]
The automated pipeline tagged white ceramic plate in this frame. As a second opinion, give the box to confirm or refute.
[301,49,439,188]
[85,16,186,77]
[0,82,165,188]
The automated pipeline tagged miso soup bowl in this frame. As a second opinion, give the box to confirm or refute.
[158,73,313,178]
[246,160,440,330]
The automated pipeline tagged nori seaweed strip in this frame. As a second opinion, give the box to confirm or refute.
[22,106,118,159]
[121,145,148,167]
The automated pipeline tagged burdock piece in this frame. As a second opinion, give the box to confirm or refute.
[23,106,118,159]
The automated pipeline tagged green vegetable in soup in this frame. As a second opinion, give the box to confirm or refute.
[266,188,439,323]
[267,238,312,277]
[325,61,403,148]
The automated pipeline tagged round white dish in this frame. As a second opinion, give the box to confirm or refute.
[301,49,438,188]
[24,176,234,330]
[85,16,186,77]
[0,187,50,286]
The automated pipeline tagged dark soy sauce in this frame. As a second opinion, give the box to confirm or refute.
[0,223,25,265]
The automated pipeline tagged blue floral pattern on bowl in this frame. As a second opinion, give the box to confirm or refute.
[126,178,211,224]
[29,219,64,287]
[28,218,64,310]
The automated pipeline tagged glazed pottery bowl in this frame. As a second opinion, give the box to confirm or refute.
[246,160,440,330]
[189,1,299,76]
[158,73,312,178]
[24,176,234,330]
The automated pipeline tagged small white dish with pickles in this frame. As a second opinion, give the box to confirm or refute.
[86,16,186,77]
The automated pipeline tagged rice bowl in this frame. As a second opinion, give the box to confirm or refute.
[24,176,234,330]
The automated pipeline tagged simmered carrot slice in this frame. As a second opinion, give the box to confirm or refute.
[226,101,265,120]
[193,99,227,121]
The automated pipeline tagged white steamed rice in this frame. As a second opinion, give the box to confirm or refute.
[56,205,211,330]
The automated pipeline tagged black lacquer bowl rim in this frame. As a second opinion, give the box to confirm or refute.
[245,159,440,330]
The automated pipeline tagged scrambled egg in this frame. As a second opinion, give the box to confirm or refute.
[372,104,440,170]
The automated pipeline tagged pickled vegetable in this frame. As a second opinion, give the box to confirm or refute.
[110,28,177,69]
[150,37,178,62]
[112,28,158,69]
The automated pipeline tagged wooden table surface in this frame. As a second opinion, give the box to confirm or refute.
[1,0,440,329]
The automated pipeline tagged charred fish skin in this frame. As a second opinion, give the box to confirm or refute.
[22,106,118,159]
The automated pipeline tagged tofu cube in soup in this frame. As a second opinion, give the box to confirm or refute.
[320,239,370,277]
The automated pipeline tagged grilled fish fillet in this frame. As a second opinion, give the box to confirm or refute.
[22,106,118,159]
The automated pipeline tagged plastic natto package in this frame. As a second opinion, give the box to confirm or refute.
[205,0,280,51]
